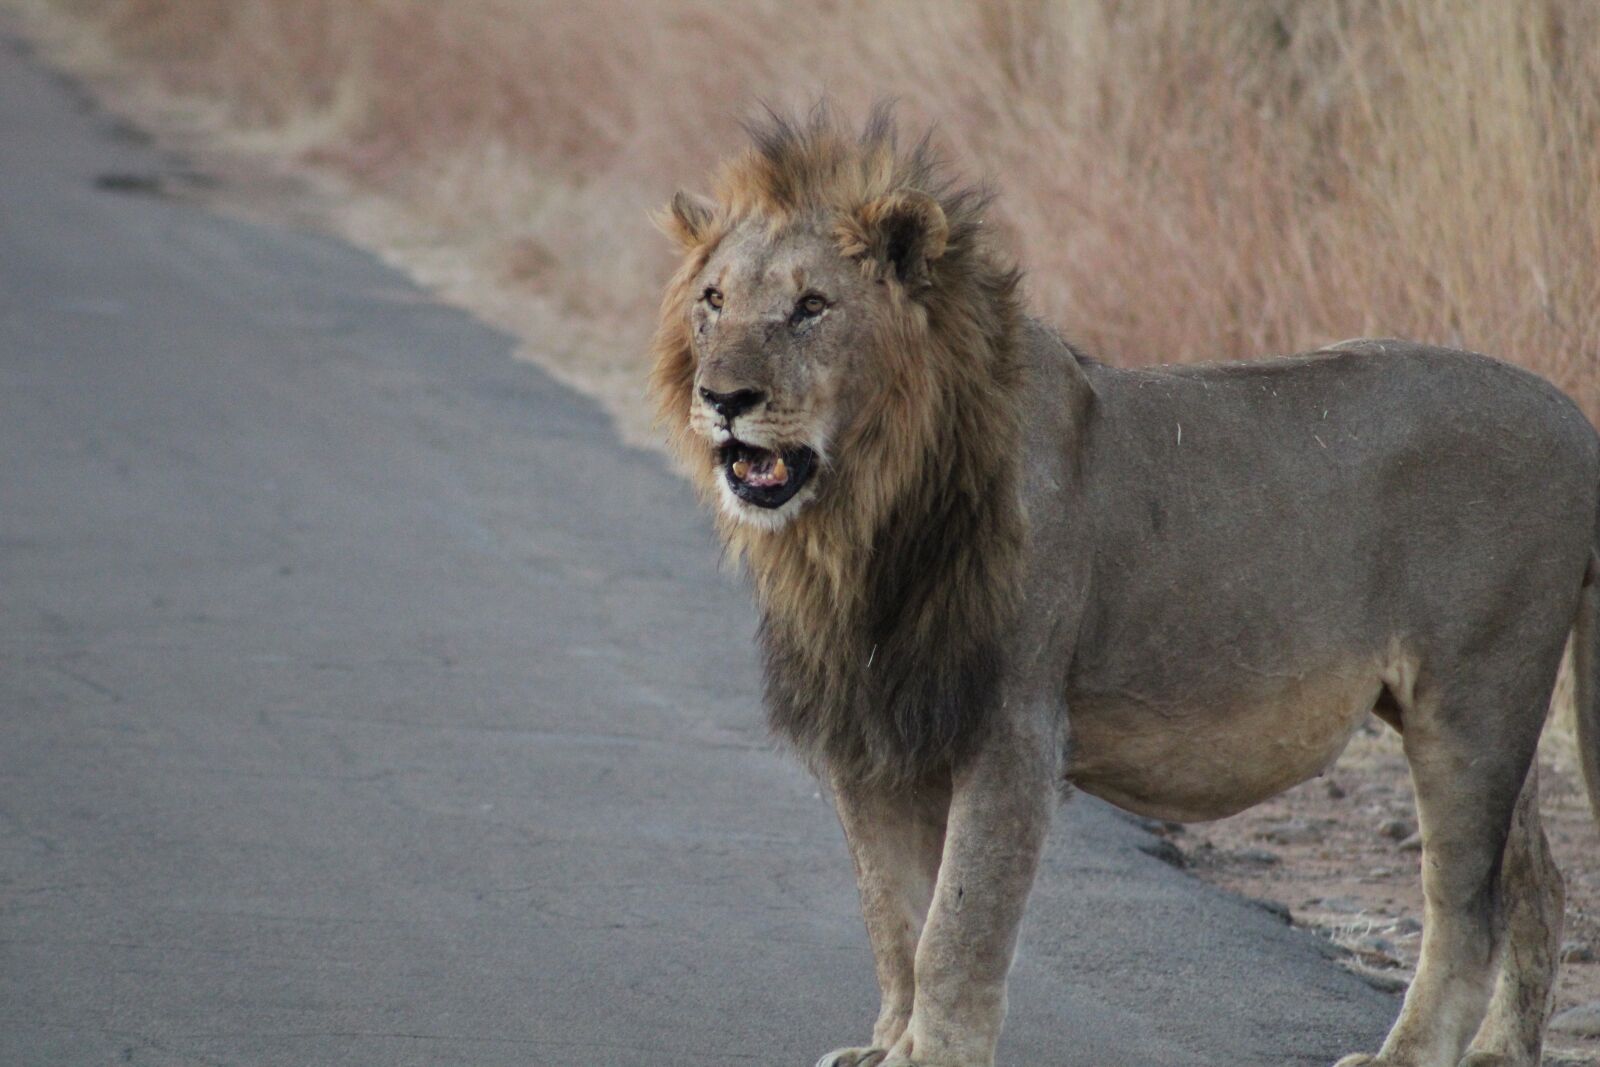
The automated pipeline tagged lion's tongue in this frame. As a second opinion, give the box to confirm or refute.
[736,451,789,487]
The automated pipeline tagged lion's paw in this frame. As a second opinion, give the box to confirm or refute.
[1332,1056,1389,1067]
[1456,1054,1527,1067]
[815,1049,889,1067]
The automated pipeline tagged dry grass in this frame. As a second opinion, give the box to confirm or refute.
[7,0,1598,442]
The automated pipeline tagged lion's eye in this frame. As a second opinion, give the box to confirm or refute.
[797,294,827,318]
[703,287,724,310]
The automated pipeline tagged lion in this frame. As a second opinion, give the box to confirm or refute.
[649,104,1600,1067]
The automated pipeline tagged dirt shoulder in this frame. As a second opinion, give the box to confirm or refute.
[1158,720,1600,1064]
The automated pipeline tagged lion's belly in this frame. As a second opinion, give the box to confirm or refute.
[1063,667,1383,823]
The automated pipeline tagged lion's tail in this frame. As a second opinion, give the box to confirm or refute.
[1572,539,1600,831]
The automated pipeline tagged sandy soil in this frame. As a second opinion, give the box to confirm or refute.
[1158,719,1600,1064]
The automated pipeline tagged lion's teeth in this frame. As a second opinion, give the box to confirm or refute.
[732,459,751,480]
[772,457,788,483]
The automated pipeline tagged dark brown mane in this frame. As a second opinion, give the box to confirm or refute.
[650,104,1027,787]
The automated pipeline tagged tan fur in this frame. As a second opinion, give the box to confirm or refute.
[654,107,1600,1067]
[1068,660,1383,822]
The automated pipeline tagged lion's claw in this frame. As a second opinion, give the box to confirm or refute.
[815,1049,889,1067]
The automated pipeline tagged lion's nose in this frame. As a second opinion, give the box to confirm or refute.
[699,387,765,420]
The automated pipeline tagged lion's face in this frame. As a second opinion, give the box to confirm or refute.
[685,222,881,530]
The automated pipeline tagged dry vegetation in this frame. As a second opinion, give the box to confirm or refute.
[8,0,1599,1053]
[7,0,1599,442]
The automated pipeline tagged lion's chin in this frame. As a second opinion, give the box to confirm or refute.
[718,485,810,530]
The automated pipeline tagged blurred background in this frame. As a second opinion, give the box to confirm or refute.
[8,0,1599,443]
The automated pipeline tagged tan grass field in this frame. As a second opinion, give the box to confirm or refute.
[7,0,1598,1054]
[8,0,1599,438]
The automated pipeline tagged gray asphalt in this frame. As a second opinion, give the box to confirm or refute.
[0,30,1396,1067]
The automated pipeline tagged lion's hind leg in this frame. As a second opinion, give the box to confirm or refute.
[1458,765,1564,1067]
[1338,645,1559,1067]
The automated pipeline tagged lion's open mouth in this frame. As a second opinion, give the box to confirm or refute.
[720,442,817,509]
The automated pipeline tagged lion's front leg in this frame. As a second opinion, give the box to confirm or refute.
[820,775,949,1065]
[899,716,1058,1067]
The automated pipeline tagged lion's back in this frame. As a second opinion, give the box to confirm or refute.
[1077,339,1598,504]
[1056,338,1599,679]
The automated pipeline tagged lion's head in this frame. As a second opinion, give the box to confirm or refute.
[651,105,1019,536]
[650,105,1026,785]
[664,210,881,530]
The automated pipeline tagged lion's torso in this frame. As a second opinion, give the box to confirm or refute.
[1008,332,1600,819]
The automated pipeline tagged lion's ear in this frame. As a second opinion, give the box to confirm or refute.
[846,189,949,288]
[657,190,718,249]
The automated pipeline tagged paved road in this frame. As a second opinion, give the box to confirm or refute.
[0,31,1395,1067]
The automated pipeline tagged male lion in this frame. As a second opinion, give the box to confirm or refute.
[650,106,1600,1067]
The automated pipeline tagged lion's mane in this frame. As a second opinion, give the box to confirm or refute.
[650,105,1027,787]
